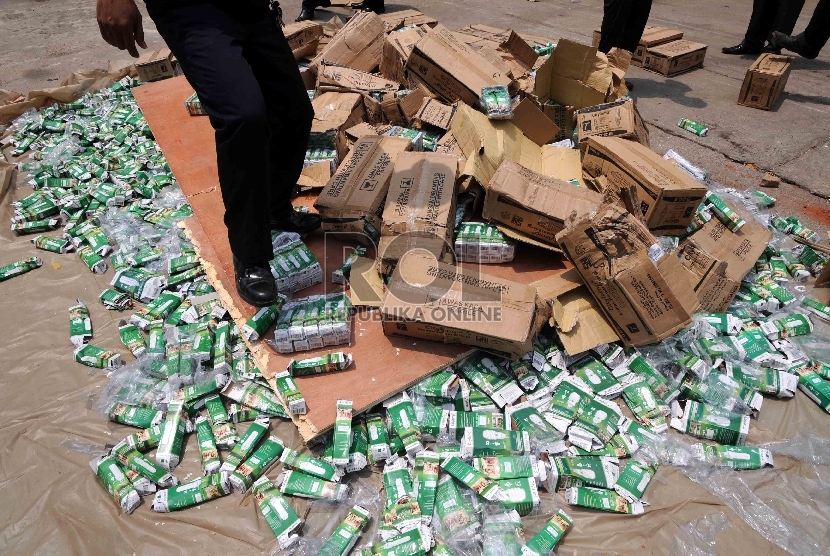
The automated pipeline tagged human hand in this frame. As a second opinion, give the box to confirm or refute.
[96,0,147,58]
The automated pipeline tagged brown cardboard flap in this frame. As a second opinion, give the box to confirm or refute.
[497,226,563,253]
[311,91,364,135]
[379,9,438,31]
[318,65,401,93]
[297,160,333,189]
[311,11,385,72]
[540,146,584,186]
[412,98,457,130]
[349,257,386,307]
[283,21,324,60]
[512,98,560,146]
[575,98,649,148]
[533,39,612,109]
[380,26,429,85]
[345,122,380,140]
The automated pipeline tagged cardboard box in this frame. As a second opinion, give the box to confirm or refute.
[283,21,324,60]
[311,11,385,72]
[317,65,401,94]
[411,98,457,130]
[378,234,448,276]
[576,98,650,147]
[456,28,539,80]
[670,208,772,312]
[543,102,575,142]
[380,26,429,86]
[512,98,560,146]
[581,137,707,235]
[532,39,613,109]
[379,9,437,32]
[591,27,684,66]
[381,151,458,242]
[310,91,366,161]
[381,254,548,359]
[406,24,514,105]
[135,48,179,82]
[643,40,707,76]
[314,136,412,243]
[455,24,554,52]
[738,53,793,110]
[482,160,603,249]
[555,204,692,346]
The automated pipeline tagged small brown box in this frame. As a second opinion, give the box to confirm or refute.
[643,40,707,76]
[135,48,180,82]
[738,53,793,110]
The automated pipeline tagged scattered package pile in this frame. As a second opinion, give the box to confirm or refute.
[2,8,830,556]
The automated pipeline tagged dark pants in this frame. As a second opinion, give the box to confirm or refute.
[598,0,654,54]
[744,0,806,47]
[146,1,313,264]
[804,0,830,51]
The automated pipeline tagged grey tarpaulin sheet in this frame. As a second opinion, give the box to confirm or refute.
[1,168,830,555]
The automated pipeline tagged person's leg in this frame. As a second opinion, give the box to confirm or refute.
[619,0,653,53]
[146,2,273,265]
[725,0,778,52]
[773,0,806,36]
[804,0,830,51]
[240,10,315,224]
[598,0,633,54]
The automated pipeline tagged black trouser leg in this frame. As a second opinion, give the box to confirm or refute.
[599,0,633,54]
[619,0,653,53]
[804,0,830,51]
[744,0,779,47]
[771,0,806,37]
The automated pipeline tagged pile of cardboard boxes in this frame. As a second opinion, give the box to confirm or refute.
[270,11,772,359]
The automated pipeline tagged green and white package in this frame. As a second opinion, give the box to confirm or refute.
[242,300,285,342]
[505,401,567,455]
[277,469,349,500]
[473,455,537,480]
[792,365,830,413]
[614,460,657,503]
[347,421,369,473]
[32,234,73,254]
[679,371,763,415]
[413,450,439,524]
[220,415,270,474]
[368,526,431,556]
[412,370,459,399]
[146,319,166,360]
[172,373,229,404]
[800,297,830,323]
[521,509,572,556]
[460,426,529,458]
[75,344,122,369]
[288,351,353,376]
[331,399,354,467]
[111,440,177,488]
[125,423,165,452]
[616,353,680,405]
[109,403,163,429]
[572,357,622,398]
[691,443,774,469]
[497,477,540,516]
[458,352,523,408]
[221,379,288,417]
[447,409,505,440]
[156,399,186,470]
[620,375,669,430]
[383,458,414,507]
[442,456,505,502]
[760,313,813,340]
[385,393,424,456]
[676,352,710,381]
[544,376,593,432]
[366,412,391,462]
[565,485,643,514]
[110,267,165,302]
[379,496,422,540]
[714,359,798,398]
[482,510,524,556]
[230,435,285,492]
[509,360,539,392]
[567,397,623,452]
[550,456,619,490]
[195,415,221,475]
[90,455,141,514]
[434,474,479,538]
[318,505,372,556]
[252,476,304,549]
[670,401,750,445]
[68,299,92,347]
[151,473,231,512]
[274,370,306,414]
[204,394,240,448]
[697,312,742,335]
[281,447,343,482]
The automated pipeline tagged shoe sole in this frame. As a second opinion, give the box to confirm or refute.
[236,283,281,308]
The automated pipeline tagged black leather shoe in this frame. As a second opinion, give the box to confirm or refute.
[721,40,762,55]
[233,256,280,307]
[295,8,315,21]
[351,0,385,13]
[773,31,819,59]
[625,80,634,92]
[270,208,322,235]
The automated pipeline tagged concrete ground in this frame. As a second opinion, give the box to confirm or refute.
[1,0,829,229]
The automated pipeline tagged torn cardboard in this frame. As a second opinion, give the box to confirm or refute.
[311,11,385,73]
[380,26,429,86]
[581,136,707,235]
[532,39,613,109]
[298,160,333,189]
[317,65,401,94]
[406,24,515,105]
[532,269,620,355]
[314,136,412,244]
[643,40,707,76]
[512,98,560,146]
[348,257,386,307]
[378,235,449,276]
[135,48,179,82]
[482,160,603,249]
[411,98,457,131]
[543,102,576,142]
[555,203,692,346]
[283,21,324,60]
[592,27,683,66]
[576,98,649,147]
[381,253,548,359]
[738,53,793,111]
[310,91,366,160]
[379,9,438,32]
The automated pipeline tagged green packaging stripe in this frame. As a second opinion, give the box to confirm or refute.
[152,473,231,512]
[288,351,353,376]
[112,441,177,487]
[174,374,229,404]
[221,380,288,418]
[220,415,270,474]
[242,301,284,341]
[0,257,43,281]
[613,460,656,503]
[90,456,141,514]
[521,510,572,555]
[332,399,353,466]
[195,415,221,475]
[441,456,503,501]
[156,400,186,470]
[108,403,163,428]
[435,474,477,536]
[278,470,349,500]
[68,299,92,347]
[383,459,414,507]
[230,436,285,492]
[280,447,341,482]
[274,371,306,415]
[118,321,146,357]
[126,423,164,452]
[473,455,536,480]
[252,477,304,549]
[413,451,439,523]
[566,485,643,514]
[318,505,372,556]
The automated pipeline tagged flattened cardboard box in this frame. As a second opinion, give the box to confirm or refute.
[582,136,707,235]
[592,27,683,65]
[381,151,459,243]
[314,136,412,243]
[135,48,179,82]
[643,40,707,76]
[738,53,793,110]
[283,21,324,60]
[380,26,429,86]
[576,98,650,148]
[555,204,692,346]
[381,254,548,359]
[406,24,514,105]
[311,11,385,72]
[318,65,401,94]
[672,210,772,311]
[310,91,366,160]
[482,160,603,249]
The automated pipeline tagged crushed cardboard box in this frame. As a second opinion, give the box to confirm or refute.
[556,202,693,346]
[643,40,707,76]
[380,26,429,86]
[532,39,614,109]
[512,98,560,146]
[311,11,385,73]
[592,27,684,67]
[379,9,438,32]
[283,21,324,60]
[310,91,366,160]
[381,253,548,359]
[317,65,401,94]
[576,98,650,147]
[543,102,576,142]
[314,136,412,243]
[135,48,179,83]
[581,136,707,235]
[482,160,603,249]
[410,98,457,131]
[738,53,793,111]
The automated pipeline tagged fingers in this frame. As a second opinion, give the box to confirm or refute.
[134,17,147,49]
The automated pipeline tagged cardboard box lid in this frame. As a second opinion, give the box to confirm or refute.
[283,20,324,43]
[748,53,794,75]
[647,40,708,58]
[382,253,539,343]
[136,48,172,66]
[486,160,603,226]
[533,39,612,109]
[511,98,560,146]
[310,91,364,134]
[345,122,380,140]
[315,136,412,214]
[640,27,684,46]
[318,65,401,93]
[584,136,706,196]
[311,11,385,72]
[379,9,437,31]
[412,98,457,130]
[539,146,585,186]
[378,234,448,262]
[385,26,429,59]
[382,151,458,237]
